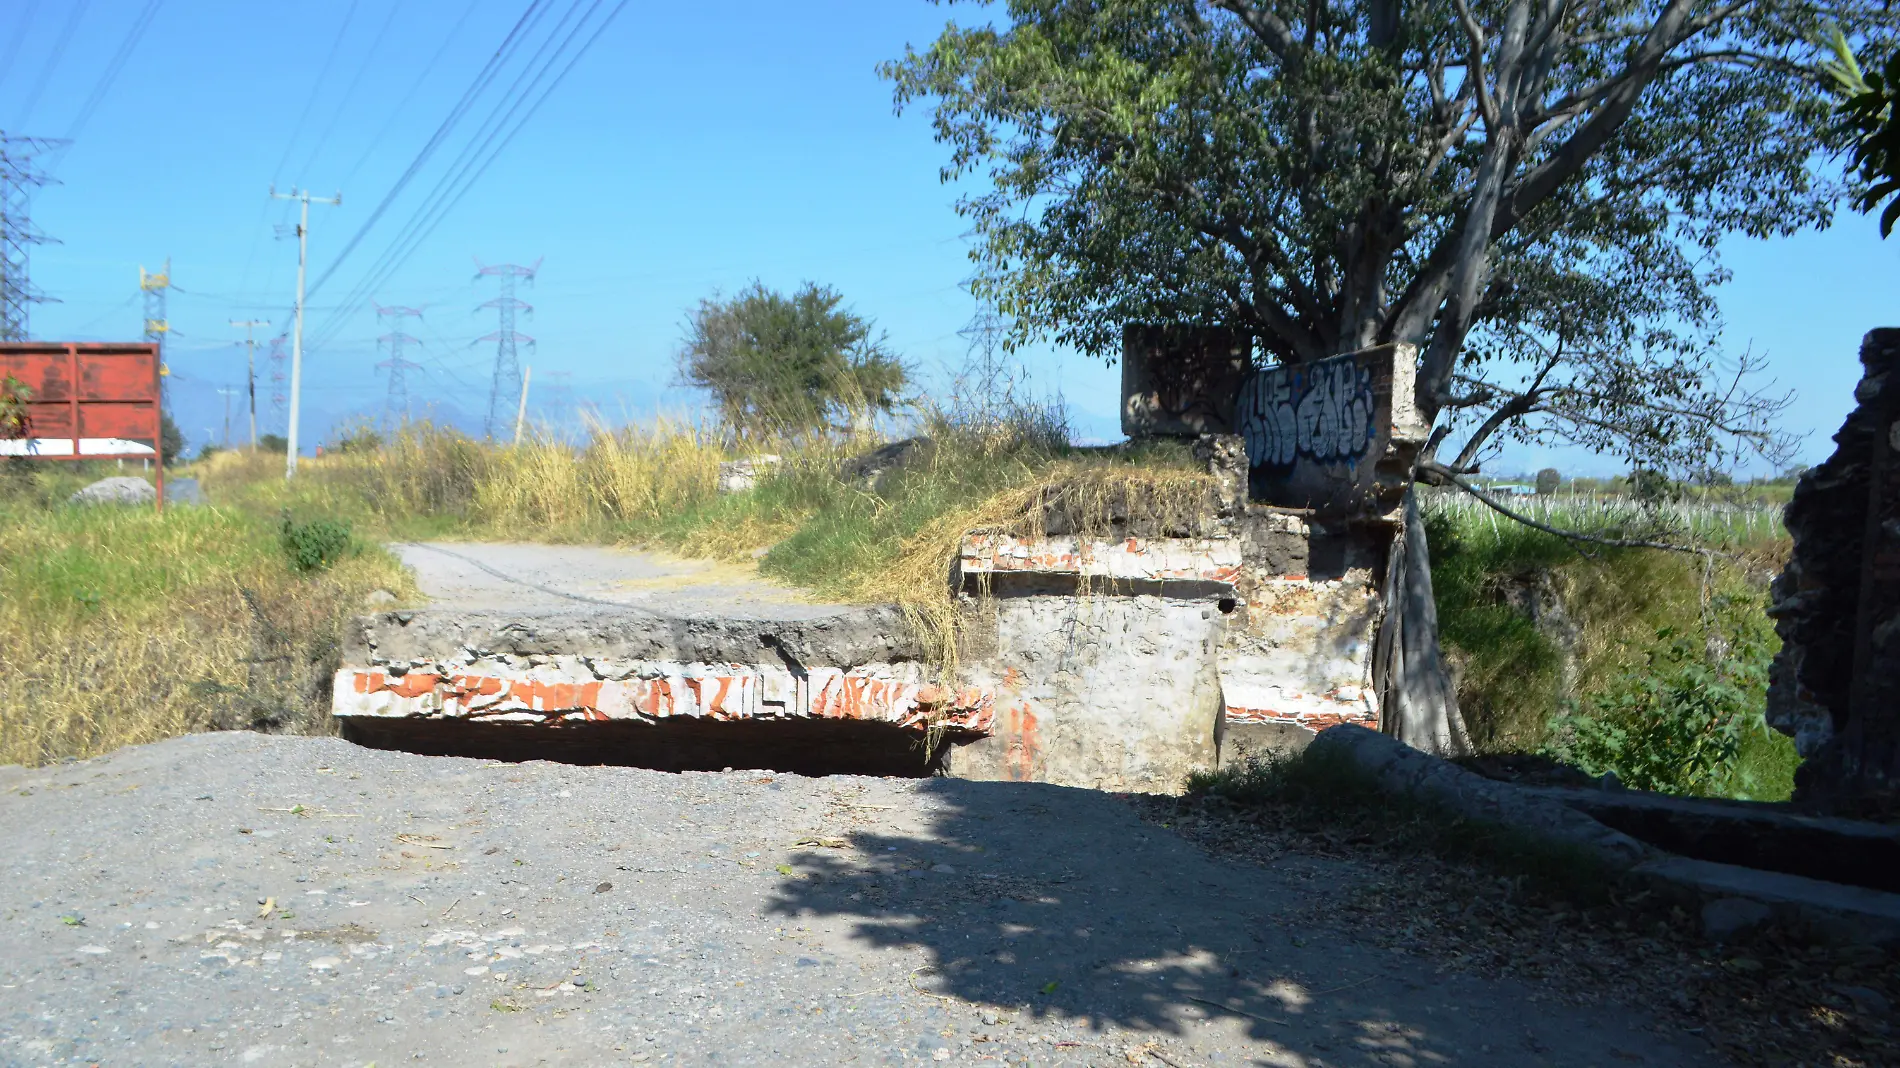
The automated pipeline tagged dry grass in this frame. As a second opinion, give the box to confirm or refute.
[0,486,413,766]
[859,460,1218,684]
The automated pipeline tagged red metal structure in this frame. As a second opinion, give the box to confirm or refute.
[0,342,166,508]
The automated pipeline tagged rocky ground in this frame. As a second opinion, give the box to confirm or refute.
[1137,791,1898,1068]
[0,732,1732,1067]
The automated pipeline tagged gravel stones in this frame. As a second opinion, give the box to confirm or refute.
[0,731,1719,1066]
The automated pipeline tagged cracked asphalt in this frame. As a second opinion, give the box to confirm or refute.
[0,732,1721,1066]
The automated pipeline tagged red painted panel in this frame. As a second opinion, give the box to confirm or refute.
[0,344,163,461]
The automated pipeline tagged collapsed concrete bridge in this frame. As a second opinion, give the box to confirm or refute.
[334,334,1430,790]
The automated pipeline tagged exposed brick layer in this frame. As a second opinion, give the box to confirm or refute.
[336,661,995,735]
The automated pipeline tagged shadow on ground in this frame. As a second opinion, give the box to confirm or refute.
[766,776,1712,1067]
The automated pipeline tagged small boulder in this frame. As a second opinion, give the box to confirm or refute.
[717,455,781,494]
[69,476,156,507]
[1833,984,1892,1016]
[363,589,398,607]
[1701,896,1772,941]
[838,437,932,493]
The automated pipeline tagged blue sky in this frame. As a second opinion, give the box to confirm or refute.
[6,0,1895,474]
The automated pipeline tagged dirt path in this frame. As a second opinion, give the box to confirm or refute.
[391,542,846,620]
[0,733,1717,1067]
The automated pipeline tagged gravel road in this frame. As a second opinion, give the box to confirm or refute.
[0,732,1720,1067]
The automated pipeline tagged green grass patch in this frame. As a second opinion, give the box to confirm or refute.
[1422,493,1795,801]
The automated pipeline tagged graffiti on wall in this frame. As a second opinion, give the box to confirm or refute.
[1236,353,1378,472]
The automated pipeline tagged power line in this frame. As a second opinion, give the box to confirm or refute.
[268,0,362,184]
[52,0,162,170]
[301,0,555,306]
[0,2,41,97]
[307,0,626,353]
[336,3,480,193]
[304,0,611,344]
[16,0,91,127]
[295,0,402,183]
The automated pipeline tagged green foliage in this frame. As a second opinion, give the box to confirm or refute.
[678,281,908,435]
[1822,29,1900,235]
[258,434,288,454]
[1627,468,1683,506]
[1534,468,1561,496]
[333,423,383,455]
[159,411,185,467]
[1547,595,1779,798]
[885,0,1854,475]
[1423,506,1572,751]
[0,375,32,440]
[279,514,354,573]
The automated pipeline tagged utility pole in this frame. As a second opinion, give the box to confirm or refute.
[270,186,341,478]
[513,365,532,445]
[217,387,239,447]
[373,302,424,428]
[229,319,268,449]
[474,258,539,440]
[0,133,64,340]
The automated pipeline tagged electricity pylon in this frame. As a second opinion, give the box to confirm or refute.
[0,134,63,340]
[140,258,171,366]
[268,335,288,433]
[474,258,539,440]
[230,319,269,449]
[374,302,424,427]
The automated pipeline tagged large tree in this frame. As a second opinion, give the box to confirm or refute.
[886,0,1892,749]
[679,282,908,436]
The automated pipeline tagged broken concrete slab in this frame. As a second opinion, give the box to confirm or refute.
[1523,785,1900,893]
[1313,724,1900,947]
[1306,724,1654,868]
[1635,855,1900,948]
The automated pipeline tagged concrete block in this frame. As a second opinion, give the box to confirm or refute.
[958,533,1242,588]
[1637,855,1900,948]
[1120,325,1253,437]
[334,658,994,735]
[1701,897,1772,941]
[947,595,1225,792]
[1308,725,1653,868]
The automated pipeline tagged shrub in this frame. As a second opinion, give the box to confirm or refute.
[334,423,384,455]
[1,374,32,440]
[1546,593,1777,796]
[280,514,354,573]
[1534,467,1561,495]
[258,434,288,454]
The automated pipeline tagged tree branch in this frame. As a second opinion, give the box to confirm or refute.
[1422,465,1729,558]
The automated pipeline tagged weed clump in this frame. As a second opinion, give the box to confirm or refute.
[280,514,355,572]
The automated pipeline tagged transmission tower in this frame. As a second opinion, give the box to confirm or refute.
[474,258,539,440]
[140,258,172,366]
[269,334,288,433]
[0,134,64,340]
[374,303,425,427]
[542,369,575,436]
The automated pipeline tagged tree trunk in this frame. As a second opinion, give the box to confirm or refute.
[1376,489,1473,756]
